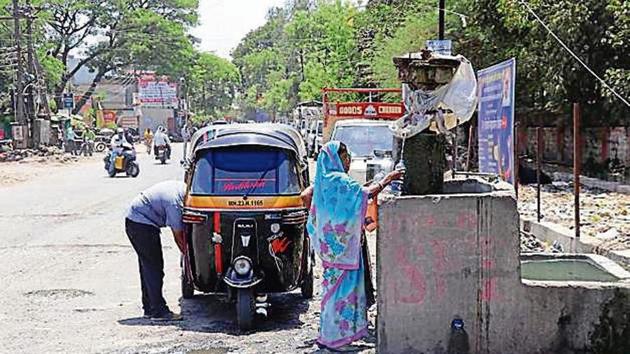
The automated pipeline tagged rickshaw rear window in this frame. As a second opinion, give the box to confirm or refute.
[192,146,300,195]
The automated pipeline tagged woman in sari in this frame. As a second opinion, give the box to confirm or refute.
[304,141,403,350]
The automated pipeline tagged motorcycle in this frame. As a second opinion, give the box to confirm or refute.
[104,144,140,178]
[155,144,168,164]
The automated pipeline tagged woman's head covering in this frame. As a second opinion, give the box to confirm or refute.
[307,141,368,270]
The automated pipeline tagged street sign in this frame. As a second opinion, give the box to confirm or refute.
[477,58,516,184]
[333,102,404,120]
[62,93,74,109]
[426,40,452,55]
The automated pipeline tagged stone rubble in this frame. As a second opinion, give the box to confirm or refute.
[0,145,79,164]
[519,183,630,250]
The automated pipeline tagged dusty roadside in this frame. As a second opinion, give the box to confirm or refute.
[0,154,103,187]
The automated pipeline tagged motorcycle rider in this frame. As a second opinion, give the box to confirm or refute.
[109,128,131,174]
[153,126,171,159]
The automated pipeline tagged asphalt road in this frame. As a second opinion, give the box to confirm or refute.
[0,144,376,354]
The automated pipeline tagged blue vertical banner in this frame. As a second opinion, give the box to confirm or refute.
[477,58,516,184]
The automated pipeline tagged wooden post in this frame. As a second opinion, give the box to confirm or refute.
[514,121,520,199]
[573,103,581,238]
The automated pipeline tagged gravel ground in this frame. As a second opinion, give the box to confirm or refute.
[518,183,630,250]
[0,145,376,354]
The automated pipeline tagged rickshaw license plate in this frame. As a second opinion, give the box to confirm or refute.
[227,199,264,207]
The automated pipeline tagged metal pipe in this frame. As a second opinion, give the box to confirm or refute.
[514,121,520,199]
[536,126,542,222]
[466,124,473,172]
[573,103,581,238]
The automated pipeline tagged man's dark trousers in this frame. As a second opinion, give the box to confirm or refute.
[125,218,169,316]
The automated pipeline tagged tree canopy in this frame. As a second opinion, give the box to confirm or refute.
[231,0,629,123]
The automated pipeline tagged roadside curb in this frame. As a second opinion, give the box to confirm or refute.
[553,172,630,195]
[521,217,630,271]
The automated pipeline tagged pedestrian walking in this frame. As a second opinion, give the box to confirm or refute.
[303,141,403,350]
[65,125,77,155]
[125,180,187,321]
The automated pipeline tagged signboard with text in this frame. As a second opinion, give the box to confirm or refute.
[138,75,178,108]
[330,102,404,120]
[426,39,452,55]
[63,93,74,109]
[477,58,516,184]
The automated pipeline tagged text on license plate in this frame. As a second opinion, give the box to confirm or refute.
[228,199,264,207]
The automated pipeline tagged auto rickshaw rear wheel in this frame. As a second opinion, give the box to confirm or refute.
[236,288,254,331]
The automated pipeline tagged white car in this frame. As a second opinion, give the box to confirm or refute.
[330,119,396,184]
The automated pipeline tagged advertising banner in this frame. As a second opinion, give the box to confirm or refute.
[477,58,516,184]
[138,75,178,107]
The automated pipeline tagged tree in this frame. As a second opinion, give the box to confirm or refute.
[42,0,198,113]
[457,0,630,124]
[232,0,359,118]
[187,52,240,117]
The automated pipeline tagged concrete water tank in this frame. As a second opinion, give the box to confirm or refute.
[377,178,630,354]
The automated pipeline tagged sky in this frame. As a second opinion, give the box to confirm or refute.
[191,0,288,59]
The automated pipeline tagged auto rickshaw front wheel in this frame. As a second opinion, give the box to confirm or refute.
[181,274,194,299]
[236,288,255,331]
[301,266,314,299]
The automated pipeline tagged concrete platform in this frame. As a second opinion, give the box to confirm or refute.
[377,178,630,354]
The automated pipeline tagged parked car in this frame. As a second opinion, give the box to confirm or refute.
[330,119,396,184]
[306,120,323,158]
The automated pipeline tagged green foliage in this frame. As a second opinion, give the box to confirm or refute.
[232,0,358,117]
[187,52,240,116]
[456,0,630,123]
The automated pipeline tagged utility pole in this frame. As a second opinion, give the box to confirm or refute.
[25,0,35,147]
[438,0,445,40]
[12,0,25,126]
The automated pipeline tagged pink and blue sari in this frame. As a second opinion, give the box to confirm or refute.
[307,141,369,349]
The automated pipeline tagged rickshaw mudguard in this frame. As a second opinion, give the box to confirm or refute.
[223,269,263,289]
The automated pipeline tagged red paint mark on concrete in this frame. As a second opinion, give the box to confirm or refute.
[393,244,428,304]
[456,211,478,229]
[430,240,448,299]
[481,277,499,302]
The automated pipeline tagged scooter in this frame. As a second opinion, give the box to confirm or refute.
[104,144,140,177]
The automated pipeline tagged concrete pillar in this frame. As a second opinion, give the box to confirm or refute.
[395,133,447,195]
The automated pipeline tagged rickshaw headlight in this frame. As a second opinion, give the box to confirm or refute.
[233,257,252,276]
[270,223,281,234]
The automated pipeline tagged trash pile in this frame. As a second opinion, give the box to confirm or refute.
[520,231,565,253]
[519,183,630,250]
[0,145,74,163]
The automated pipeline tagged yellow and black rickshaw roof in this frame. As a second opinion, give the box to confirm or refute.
[191,124,308,161]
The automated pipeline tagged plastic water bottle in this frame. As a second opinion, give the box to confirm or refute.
[389,159,406,197]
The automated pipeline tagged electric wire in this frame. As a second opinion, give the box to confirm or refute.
[517,0,630,108]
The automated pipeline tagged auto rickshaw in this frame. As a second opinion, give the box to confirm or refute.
[181,124,313,330]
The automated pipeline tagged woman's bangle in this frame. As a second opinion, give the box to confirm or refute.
[377,181,384,190]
